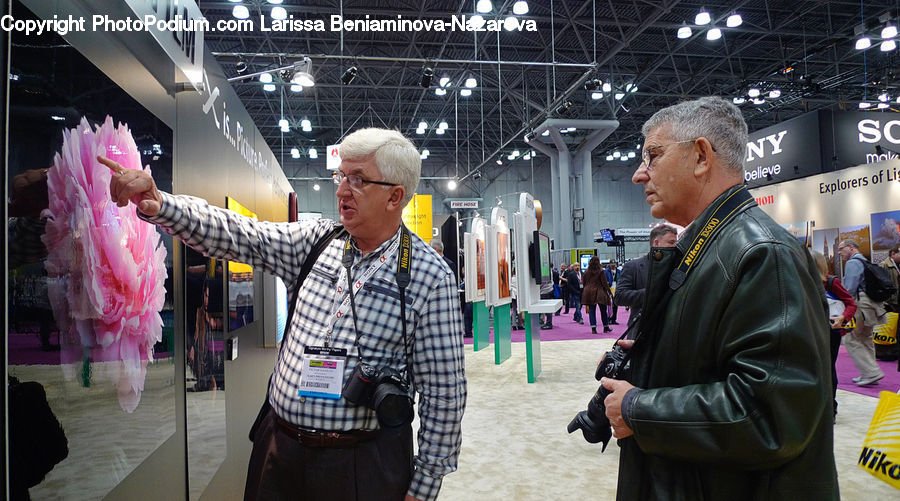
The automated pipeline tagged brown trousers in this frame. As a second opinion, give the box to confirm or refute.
[244,410,413,500]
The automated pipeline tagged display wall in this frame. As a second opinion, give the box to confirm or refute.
[749,158,900,275]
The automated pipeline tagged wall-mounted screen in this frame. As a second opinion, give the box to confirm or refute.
[599,229,615,243]
[531,231,552,285]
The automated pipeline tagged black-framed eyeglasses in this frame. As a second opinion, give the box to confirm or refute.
[641,138,716,171]
[332,171,397,190]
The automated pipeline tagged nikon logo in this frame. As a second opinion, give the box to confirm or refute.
[684,237,705,266]
[859,447,900,479]
[874,333,896,343]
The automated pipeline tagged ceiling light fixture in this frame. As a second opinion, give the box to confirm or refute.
[606,155,614,161]
[882,24,898,39]
[300,118,312,131]
[555,100,573,115]
[309,148,318,159]
[768,89,781,99]
[263,84,276,92]
[878,93,889,102]
[448,179,458,190]
[706,28,722,41]
[271,6,287,20]
[747,88,760,97]
[259,72,273,83]
[602,82,612,92]
[695,9,711,26]
[233,5,250,19]
[420,66,434,88]
[859,102,871,109]
[476,0,492,14]
[460,89,472,97]
[291,57,315,87]
[877,102,889,109]
[290,83,302,92]
[313,183,320,191]
[881,40,897,51]
[235,61,248,74]
[726,13,743,28]
[435,88,447,96]
[855,36,872,50]
[503,16,518,31]
[591,91,603,100]
[464,77,477,88]
[341,66,358,85]
[439,121,448,129]
[291,148,300,158]
[677,24,692,39]
[513,1,529,15]
[752,97,766,105]
[733,97,746,104]
[614,92,625,100]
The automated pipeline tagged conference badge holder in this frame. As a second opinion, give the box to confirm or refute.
[298,346,347,400]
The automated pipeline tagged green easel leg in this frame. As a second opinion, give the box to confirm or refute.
[524,312,542,383]
[493,303,512,364]
[473,301,490,352]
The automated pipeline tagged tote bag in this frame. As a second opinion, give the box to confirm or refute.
[859,391,900,490]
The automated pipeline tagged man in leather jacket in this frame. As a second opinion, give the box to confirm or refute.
[599,97,838,499]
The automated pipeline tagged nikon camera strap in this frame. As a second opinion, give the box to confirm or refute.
[631,186,756,346]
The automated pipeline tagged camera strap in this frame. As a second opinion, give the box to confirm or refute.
[627,187,755,358]
[342,225,415,389]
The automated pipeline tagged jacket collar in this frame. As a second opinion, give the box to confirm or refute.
[675,184,754,257]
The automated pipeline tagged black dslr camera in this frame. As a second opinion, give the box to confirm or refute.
[343,363,414,428]
[567,345,630,452]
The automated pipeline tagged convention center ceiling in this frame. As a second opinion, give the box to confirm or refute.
[198,0,899,189]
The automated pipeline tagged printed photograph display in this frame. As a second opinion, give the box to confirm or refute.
[838,224,872,276]
[476,238,486,293]
[497,232,511,298]
[870,209,900,264]
[812,228,841,276]
[6,2,176,496]
[781,222,809,246]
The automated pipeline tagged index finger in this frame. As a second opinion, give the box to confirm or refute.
[97,155,125,174]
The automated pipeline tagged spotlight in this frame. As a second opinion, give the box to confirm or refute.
[855,36,871,50]
[606,155,614,161]
[859,102,871,109]
[555,100,573,115]
[263,84,276,92]
[513,1,529,15]
[751,97,765,105]
[448,179,458,190]
[439,76,451,87]
[435,87,446,96]
[464,77,477,88]
[726,13,742,28]
[882,40,897,51]
[748,88,760,97]
[878,93,888,102]
[236,61,248,74]
[341,66,358,85]
[602,82,612,92]
[290,84,302,92]
[882,24,898,39]
[313,183,320,191]
[476,0,492,14]
[584,79,602,91]
[695,10,711,26]
[259,73,273,84]
[677,24,692,39]
[460,89,472,97]
[420,66,434,88]
[438,121,449,129]
[496,159,503,165]
[877,102,889,109]
[233,5,250,19]
[291,57,315,87]
[614,92,625,100]
[271,6,287,20]
[733,97,746,104]
[768,89,781,99]
[706,28,722,41]
[591,91,603,100]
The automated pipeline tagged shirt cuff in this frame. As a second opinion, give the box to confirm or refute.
[136,191,177,225]
[621,387,642,429]
[407,469,443,501]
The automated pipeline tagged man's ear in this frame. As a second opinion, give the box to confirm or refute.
[387,186,406,210]
[692,137,714,178]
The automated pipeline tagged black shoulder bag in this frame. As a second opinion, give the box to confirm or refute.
[249,225,346,442]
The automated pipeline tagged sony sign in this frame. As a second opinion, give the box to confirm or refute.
[858,119,900,165]
[742,110,822,188]
[822,112,900,169]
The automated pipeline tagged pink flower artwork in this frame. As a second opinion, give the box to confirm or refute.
[42,116,168,413]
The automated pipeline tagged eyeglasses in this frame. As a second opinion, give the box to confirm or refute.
[641,139,697,170]
[332,171,397,190]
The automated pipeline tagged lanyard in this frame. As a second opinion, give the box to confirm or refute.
[326,234,400,345]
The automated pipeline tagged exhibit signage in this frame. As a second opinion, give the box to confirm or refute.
[824,111,900,169]
[124,0,204,85]
[327,144,341,170]
[449,199,480,209]
[402,194,433,241]
[743,110,822,188]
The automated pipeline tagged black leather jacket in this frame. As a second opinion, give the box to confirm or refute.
[617,185,838,500]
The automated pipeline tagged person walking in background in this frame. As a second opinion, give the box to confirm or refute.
[604,264,619,325]
[880,245,900,312]
[560,264,571,314]
[563,263,584,324]
[582,257,613,334]
[810,249,856,422]
[837,239,886,386]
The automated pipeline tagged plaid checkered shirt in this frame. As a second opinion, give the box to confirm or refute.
[145,192,467,501]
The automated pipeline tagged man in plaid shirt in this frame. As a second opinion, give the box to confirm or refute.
[102,128,467,501]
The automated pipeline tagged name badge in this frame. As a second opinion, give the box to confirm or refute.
[298,346,347,400]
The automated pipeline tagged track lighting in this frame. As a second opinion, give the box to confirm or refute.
[420,66,434,88]
[291,57,315,87]
[555,100,572,115]
[341,66,358,85]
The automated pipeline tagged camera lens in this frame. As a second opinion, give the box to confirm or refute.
[372,383,413,428]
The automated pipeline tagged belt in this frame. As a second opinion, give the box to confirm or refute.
[275,417,379,448]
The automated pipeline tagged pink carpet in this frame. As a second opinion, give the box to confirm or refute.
[467,306,900,397]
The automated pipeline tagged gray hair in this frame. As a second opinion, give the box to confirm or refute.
[339,128,421,207]
[430,239,444,252]
[649,224,677,246]
[841,240,860,251]
[641,96,748,172]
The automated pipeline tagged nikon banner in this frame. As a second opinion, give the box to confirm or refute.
[874,312,898,346]
[859,391,900,490]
